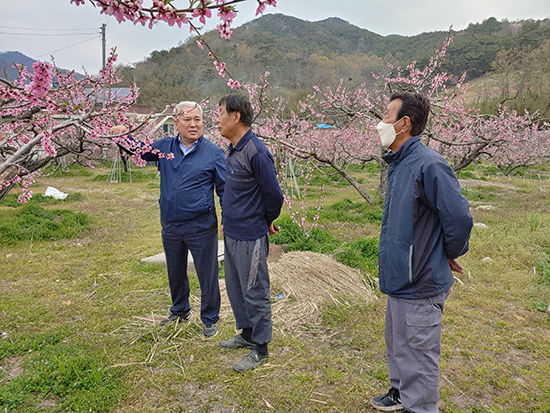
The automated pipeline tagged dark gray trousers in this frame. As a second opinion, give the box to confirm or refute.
[385,289,450,413]
[161,212,220,325]
[224,234,272,345]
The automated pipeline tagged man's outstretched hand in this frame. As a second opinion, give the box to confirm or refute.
[110,125,128,135]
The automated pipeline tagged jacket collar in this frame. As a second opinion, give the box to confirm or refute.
[175,135,204,152]
[229,128,253,152]
[383,136,421,165]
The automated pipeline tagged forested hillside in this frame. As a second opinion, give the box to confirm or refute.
[116,14,550,114]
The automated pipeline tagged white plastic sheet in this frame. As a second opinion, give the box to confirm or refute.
[44,186,68,200]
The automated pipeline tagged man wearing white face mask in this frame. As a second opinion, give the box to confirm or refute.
[370,92,473,413]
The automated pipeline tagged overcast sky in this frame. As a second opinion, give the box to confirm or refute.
[1,0,549,74]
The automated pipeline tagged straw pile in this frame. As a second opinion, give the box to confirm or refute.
[126,250,375,341]
[268,251,376,327]
[218,251,376,330]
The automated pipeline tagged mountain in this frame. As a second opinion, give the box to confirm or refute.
[113,14,550,110]
[0,51,84,81]
[0,51,36,81]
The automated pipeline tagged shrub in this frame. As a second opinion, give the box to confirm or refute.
[272,215,379,277]
[318,198,383,224]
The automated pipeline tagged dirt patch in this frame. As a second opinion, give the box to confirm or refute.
[267,243,285,263]
[1,356,24,377]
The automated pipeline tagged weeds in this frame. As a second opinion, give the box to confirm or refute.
[92,169,158,183]
[530,213,541,232]
[538,250,550,284]
[319,198,383,224]
[0,340,125,412]
[272,214,379,280]
[1,192,84,208]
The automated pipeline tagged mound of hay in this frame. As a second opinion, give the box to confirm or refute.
[130,251,376,336]
[268,251,376,328]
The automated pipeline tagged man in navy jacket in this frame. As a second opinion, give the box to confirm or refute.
[215,94,284,372]
[112,101,225,338]
[371,92,473,413]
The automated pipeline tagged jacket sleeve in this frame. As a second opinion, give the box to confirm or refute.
[214,147,226,214]
[422,158,473,259]
[251,151,284,225]
[126,135,160,162]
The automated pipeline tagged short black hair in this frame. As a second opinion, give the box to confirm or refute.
[390,91,430,136]
[219,94,254,127]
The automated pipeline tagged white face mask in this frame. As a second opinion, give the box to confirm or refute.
[376,118,403,150]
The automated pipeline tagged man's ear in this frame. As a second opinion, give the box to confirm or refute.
[233,111,241,124]
[402,116,412,134]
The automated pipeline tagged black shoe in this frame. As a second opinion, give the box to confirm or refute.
[203,323,218,337]
[370,387,402,411]
[159,311,191,326]
[218,334,255,350]
[233,349,269,372]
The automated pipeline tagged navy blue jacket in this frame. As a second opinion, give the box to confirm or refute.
[222,129,284,241]
[379,136,473,299]
[141,135,226,224]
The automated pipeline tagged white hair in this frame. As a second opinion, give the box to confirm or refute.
[174,101,203,117]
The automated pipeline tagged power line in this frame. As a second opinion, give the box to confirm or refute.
[0,25,98,31]
[0,32,99,36]
[35,36,101,59]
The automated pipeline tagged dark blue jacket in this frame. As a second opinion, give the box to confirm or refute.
[222,129,284,241]
[379,136,473,299]
[141,135,226,224]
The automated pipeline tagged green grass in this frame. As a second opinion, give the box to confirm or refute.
[538,250,550,285]
[92,170,159,183]
[0,334,125,412]
[1,163,550,412]
[0,204,91,246]
[1,192,85,208]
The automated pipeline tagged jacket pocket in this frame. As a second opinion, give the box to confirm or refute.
[405,310,442,351]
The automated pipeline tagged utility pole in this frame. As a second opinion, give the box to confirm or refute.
[101,23,106,68]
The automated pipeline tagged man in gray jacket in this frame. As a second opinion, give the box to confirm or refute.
[371,91,473,413]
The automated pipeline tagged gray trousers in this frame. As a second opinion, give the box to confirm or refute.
[224,234,272,345]
[385,290,450,413]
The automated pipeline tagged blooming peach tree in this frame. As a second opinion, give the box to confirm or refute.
[248,33,550,208]
[0,0,277,203]
[0,51,139,203]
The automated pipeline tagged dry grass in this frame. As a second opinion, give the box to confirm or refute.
[268,251,376,328]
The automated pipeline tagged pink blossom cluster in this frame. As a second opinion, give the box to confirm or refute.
[192,1,211,25]
[227,79,241,89]
[17,175,35,203]
[24,61,54,104]
[71,1,276,38]
[256,0,276,16]
[213,60,226,77]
